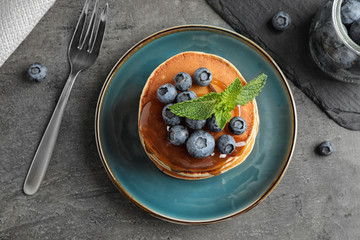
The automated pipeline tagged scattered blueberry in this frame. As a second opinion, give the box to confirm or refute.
[317,141,334,156]
[162,104,181,126]
[217,135,236,154]
[228,117,247,135]
[341,0,360,25]
[206,114,223,132]
[349,19,360,45]
[174,72,192,91]
[28,63,47,82]
[168,125,189,145]
[176,91,197,103]
[185,118,206,130]
[193,67,212,86]
[186,130,215,158]
[157,83,177,104]
[272,12,291,31]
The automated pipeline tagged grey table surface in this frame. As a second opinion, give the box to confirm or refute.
[1,0,359,239]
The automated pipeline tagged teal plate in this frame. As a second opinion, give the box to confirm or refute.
[95,25,297,224]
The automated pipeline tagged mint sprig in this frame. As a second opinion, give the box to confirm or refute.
[169,73,267,129]
[169,92,219,120]
[235,74,267,106]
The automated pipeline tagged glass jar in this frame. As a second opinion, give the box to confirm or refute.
[309,0,360,83]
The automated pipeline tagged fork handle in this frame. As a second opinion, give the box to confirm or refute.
[23,71,79,195]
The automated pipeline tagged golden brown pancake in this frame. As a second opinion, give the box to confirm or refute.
[138,51,259,180]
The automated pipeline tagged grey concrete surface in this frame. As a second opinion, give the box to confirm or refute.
[0,0,359,239]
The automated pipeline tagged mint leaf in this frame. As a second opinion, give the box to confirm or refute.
[219,77,243,110]
[169,92,219,120]
[214,110,232,130]
[235,73,267,106]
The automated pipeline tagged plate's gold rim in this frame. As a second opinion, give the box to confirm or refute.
[94,24,297,225]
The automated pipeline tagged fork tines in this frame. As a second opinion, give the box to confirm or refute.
[70,0,108,54]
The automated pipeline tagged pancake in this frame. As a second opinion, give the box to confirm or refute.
[138,51,259,180]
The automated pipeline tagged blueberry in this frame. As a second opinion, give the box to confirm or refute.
[317,21,357,69]
[206,114,223,132]
[318,21,343,49]
[28,63,47,82]
[341,0,360,25]
[186,130,215,158]
[349,19,360,45]
[174,72,192,91]
[217,135,236,154]
[176,91,197,103]
[330,45,358,69]
[168,125,189,145]
[228,117,247,135]
[317,141,334,156]
[185,118,206,130]
[193,67,212,86]
[272,12,291,31]
[315,53,338,72]
[157,84,177,104]
[162,104,181,126]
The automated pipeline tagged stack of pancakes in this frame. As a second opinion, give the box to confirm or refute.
[138,52,259,180]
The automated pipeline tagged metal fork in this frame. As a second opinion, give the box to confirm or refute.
[23,0,108,195]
